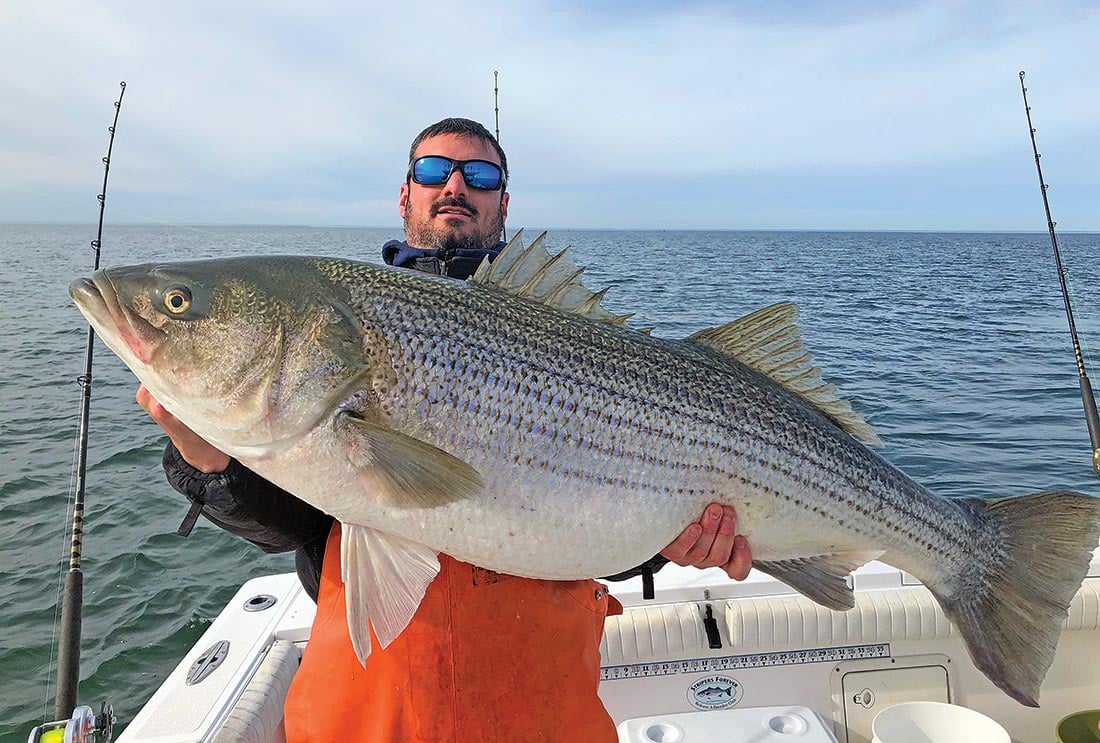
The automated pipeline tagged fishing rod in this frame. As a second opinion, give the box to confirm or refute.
[1018,70,1100,477]
[494,70,507,242]
[494,70,501,143]
[45,80,126,741]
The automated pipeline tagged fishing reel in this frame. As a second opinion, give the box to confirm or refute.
[26,703,115,743]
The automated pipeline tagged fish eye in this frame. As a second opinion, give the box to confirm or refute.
[164,286,192,314]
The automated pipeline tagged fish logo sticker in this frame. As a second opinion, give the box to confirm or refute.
[687,675,742,710]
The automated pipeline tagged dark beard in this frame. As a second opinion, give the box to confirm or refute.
[406,196,505,252]
[436,231,489,255]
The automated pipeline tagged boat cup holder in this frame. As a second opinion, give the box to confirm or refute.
[243,594,277,612]
[641,721,684,742]
[767,711,809,735]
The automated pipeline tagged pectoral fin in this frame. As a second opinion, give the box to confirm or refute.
[340,522,441,665]
[337,413,483,508]
[754,551,884,610]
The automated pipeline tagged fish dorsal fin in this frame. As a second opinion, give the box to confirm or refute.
[470,230,633,327]
[688,302,883,447]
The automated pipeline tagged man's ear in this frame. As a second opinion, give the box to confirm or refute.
[398,182,410,219]
[500,191,509,223]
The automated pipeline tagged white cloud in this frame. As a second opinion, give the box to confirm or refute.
[1,0,1097,229]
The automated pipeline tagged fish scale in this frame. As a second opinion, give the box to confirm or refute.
[337,272,970,575]
[71,249,1100,706]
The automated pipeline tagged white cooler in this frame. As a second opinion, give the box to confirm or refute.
[617,705,838,743]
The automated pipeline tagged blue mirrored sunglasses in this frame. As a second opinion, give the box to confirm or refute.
[409,155,506,191]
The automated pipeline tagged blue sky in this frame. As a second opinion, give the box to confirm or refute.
[1,0,1098,231]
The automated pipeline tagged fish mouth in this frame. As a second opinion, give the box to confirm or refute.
[69,274,166,365]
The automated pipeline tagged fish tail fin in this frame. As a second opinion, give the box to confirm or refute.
[938,490,1100,707]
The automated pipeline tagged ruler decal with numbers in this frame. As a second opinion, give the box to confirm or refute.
[600,643,890,680]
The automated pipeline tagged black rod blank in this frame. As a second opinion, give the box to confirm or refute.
[55,80,127,721]
[1018,70,1100,476]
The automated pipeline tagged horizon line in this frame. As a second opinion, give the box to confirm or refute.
[2,221,1098,235]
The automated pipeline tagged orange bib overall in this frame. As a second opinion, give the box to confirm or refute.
[284,524,621,742]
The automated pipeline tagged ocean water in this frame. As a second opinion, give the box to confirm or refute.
[2,224,1099,740]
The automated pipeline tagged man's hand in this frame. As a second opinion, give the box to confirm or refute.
[136,384,231,474]
[661,503,752,580]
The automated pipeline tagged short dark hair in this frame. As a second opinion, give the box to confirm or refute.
[408,118,509,180]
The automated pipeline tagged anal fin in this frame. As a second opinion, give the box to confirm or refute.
[340,522,441,665]
[754,551,884,610]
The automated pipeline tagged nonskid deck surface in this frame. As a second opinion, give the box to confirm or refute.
[115,553,1100,743]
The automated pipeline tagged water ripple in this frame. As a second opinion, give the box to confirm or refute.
[2,225,1099,738]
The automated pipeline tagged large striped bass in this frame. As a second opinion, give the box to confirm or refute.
[70,232,1100,706]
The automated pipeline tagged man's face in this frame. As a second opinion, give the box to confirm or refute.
[399,133,509,252]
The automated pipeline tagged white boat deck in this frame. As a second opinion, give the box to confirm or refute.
[116,553,1100,743]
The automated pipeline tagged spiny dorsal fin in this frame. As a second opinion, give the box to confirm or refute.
[688,302,883,447]
[470,230,633,326]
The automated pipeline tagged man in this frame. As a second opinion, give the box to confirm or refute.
[138,118,752,742]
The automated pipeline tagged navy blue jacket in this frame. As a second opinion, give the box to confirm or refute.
[382,239,503,280]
